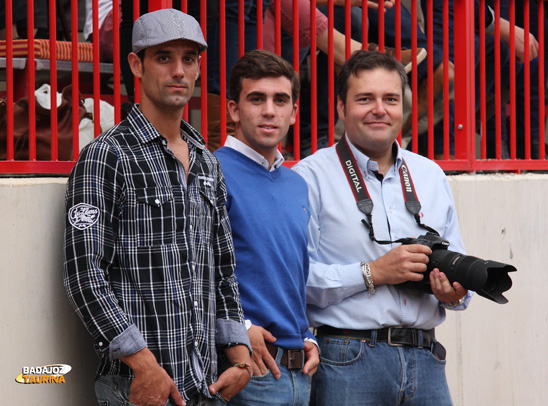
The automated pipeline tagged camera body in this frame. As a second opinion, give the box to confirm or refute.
[399,232,516,304]
[400,233,451,255]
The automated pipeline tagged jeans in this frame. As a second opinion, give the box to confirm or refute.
[95,375,221,406]
[207,0,269,98]
[310,335,452,406]
[422,0,515,156]
[228,347,311,406]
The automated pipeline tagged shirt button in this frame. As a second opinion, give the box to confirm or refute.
[195,341,199,347]
[194,301,198,307]
[154,199,160,206]
[98,342,103,347]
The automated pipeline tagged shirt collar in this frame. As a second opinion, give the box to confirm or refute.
[127,104,206,150]
[344,133,402,176]
[224,135,284,171]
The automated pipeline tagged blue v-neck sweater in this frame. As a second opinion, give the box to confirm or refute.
[215,147,314,348]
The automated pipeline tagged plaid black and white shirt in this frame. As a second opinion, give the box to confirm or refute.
[64,105,249,401]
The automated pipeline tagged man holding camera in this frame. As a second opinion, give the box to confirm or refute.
[293,50,472,405]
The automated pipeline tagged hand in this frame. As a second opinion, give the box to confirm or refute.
[429,268,468,304]
[512,26,539,63]
[366,0,395,11]
[370,244,432,286]
[209,365,251,402]
[248,324,281,379]
[499,19,539,63]
[121,348,184,406]
[302,341,320,377]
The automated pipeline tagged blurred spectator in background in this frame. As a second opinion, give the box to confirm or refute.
[263,0,431,157]
[423,0,538,159]
[0,0,73,40]
[497,0,546,159]
[84,0,116,62]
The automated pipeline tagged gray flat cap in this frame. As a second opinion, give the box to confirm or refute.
[132,8,207,54]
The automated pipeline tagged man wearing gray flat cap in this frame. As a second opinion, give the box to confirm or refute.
[64,8,252,406]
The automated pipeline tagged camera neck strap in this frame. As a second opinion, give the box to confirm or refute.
[336,137,438,244]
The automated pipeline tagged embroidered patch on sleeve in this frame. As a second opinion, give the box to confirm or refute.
[68,203,100,230]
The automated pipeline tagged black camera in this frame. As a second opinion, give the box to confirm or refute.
[399,233,516,304]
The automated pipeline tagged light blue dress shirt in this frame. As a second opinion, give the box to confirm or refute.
[293,136,471,331]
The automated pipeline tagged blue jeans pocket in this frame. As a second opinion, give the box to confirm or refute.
[251,369,272,380]
[318,336,365,366]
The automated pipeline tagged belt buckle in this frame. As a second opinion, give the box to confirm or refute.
[387,327,404,347]
[287,349,305,370]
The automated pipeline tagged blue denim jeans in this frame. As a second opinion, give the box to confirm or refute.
[207,0,269,98]
[421,0,515,156]
[95,375,221,406]
[310,335,452,406]
[228,347,311,406]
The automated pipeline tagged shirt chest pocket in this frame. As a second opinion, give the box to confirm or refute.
[133,187,177,247]
[187,179,216,244]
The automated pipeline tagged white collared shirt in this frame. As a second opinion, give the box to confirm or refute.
[223,135,285,171]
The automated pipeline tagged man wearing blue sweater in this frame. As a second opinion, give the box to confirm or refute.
[214,49,320,406]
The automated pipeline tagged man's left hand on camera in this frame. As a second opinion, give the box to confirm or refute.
[429,268,468,303]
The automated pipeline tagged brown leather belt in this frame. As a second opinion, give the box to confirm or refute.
[265,342,305,370]
[316,325,435,348]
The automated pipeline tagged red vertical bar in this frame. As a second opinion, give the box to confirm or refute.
[443,0,450,158]
[394,0,401,57]
[93,0,101,137]
[426,0,434,159]
[453,0,476,166]
[362,0,368,47]
[309,0,317,158]
[508,0,516,159]
[257,0,263,49]
[275,0,281,55]
[200,0,208,145]
[328,0,335,146]
[182,0,189,121]
[538,0,545,159]
[292,0,300,156]
[113,0,121,123]
[220,0,227,146]
[410,0,418,153]
[27,0,36,161]
[345,1,351,58]
[395,0,401,145]
[5,0,14,160]
[133,0,141,104]
[71,0,80,160]
[49,0,58,160]
[494,1,502,159]
[378,0,385,51]
[523,0,531,159]
[148,0,172,11]
[239,0,245,57]
[479,0,487,159]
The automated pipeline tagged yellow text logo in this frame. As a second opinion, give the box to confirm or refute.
[15,364,71,384]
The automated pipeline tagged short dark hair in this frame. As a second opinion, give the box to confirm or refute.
[229,49,300,103]
[337,50,408,106]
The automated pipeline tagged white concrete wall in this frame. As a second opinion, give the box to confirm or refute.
[440,174,548,406]
[0,174,546,405]
[0,178,97,406]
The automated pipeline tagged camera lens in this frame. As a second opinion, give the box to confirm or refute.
[428,249,515,304]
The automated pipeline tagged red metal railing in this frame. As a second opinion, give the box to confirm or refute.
[0,0,546,174]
